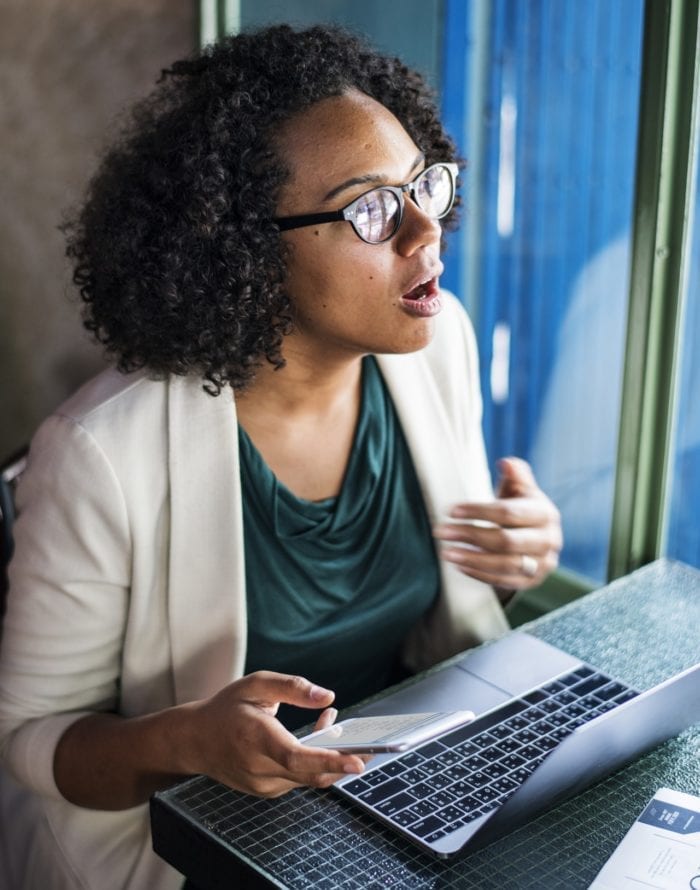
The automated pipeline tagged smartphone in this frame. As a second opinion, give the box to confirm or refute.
[299,710,474,754]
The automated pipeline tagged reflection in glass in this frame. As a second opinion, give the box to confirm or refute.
[441,0,644,580]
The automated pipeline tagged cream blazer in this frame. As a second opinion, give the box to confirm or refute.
[0,293,508,890]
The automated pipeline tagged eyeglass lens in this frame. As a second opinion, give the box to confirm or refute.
[354,164,454,243]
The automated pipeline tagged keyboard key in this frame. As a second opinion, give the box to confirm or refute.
[541,680,565,694]
[613,689,638,704]
[488,724,514,740]
[392,809,419,828]
[554,690,576,705]
[380,760,408,777]
[560,671,585,687]
[425,828,449,842]
[510,766,533,784]
[572,666,595,680]
[436,804,467,823]
[472,731,499,748]
[504,715,530,731]
[431,789,458,808]
[401,767,429,784]
[516,744,543,762]
[363,771,391,787]
[417,741,447,758]
[532,719,556,734]
[513,728,539,744]
[358,777,409,806]
[500,753,527,770]
[562,703,586,719]
[343,778,370,795]
[478,747,506,763]
[408,800,438,819]
[454,741,480,756]
[418,759,446,776]
[522,689,547,704]
[449,779,477,796]
[472,786,500,804]
[376,791,416,816]
[411,782,437,800]
[495,738,522,754]
[550,725,575,741]
[571,674,610,696]
[436,750,461,767]
[539,699,562,713]
[410,815,448,838]
[425,773,453,791]
[463,754,489,771]
[522,706,547,721]
[482,762,509,779]
[597,681,630,700]
[535,736,559,752]
[442,764,471,781]
[492,776,519,794]
[399,751,425,768]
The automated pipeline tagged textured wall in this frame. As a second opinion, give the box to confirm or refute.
[0,0,195,459]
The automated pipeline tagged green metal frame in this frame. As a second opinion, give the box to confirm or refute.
[608,0,700,580]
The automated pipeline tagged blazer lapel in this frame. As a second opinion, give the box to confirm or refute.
[167,376,247,704]
[376,351,471,523]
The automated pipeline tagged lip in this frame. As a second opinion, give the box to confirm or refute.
[401,263,445,299]
[399,276,443,317]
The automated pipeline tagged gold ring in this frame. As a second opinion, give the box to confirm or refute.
[521,554,538,578]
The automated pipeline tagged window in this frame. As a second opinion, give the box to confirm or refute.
[441,0,645,583]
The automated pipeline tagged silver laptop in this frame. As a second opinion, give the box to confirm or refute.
[332,631,700,858]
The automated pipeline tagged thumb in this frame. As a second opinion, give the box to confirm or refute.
[243,671,336,710]
[496,456,538,498]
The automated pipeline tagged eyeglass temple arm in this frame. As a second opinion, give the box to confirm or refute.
[275,210,345,231]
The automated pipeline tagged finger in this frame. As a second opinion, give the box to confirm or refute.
[496,456,539,498]
[435,517,562,555]
[240,671,335,710]
[446,496,559,530]
[440,546,559,589]
[314,707,338,731]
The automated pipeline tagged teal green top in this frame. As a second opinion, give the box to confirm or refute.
[240,357,440,730]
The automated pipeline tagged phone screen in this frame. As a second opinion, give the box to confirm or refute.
[300,711,474,753]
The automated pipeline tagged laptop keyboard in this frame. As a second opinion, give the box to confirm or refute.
[340,666,638,846]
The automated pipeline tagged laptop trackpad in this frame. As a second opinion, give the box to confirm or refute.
[354,632,582,718]
[355,664,511,718]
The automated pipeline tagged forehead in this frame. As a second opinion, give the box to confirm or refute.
[274,90,420,206]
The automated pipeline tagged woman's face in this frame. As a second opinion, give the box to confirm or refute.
[274,90,445,366]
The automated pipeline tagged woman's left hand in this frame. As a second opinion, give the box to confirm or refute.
[433,457,562,598]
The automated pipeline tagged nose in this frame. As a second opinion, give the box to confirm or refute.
[394,197,442,256]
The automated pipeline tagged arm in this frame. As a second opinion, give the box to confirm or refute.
[0,413,363,811]
[54,672,363,809]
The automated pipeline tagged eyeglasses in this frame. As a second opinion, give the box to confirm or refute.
[275,162,459,244]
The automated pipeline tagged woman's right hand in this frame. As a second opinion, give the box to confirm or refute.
[181,671,366,798]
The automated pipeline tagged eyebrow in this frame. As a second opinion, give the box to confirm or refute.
[322,152,425,204]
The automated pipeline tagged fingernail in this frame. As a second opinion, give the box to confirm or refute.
[344,761,364,774]
[310,684,333,702]
[326,708,338,722]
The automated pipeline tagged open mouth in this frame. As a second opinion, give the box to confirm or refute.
[402,277,439,301]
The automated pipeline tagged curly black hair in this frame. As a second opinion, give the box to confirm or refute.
[64,23,460,395]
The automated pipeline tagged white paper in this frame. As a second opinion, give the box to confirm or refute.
[589,787,700,889]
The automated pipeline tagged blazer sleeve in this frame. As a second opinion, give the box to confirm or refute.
[0,413,131,799]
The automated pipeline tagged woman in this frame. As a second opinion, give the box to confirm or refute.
[0,24,561,890]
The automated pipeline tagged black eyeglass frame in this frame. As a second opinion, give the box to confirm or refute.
[274,162,459,244]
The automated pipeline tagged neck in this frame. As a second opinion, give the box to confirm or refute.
[237,343,365,417]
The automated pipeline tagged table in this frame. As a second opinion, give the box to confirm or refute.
[151,558,700,889]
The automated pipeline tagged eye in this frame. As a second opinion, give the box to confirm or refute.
[416,166,453,216]
[354,190,401,241]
